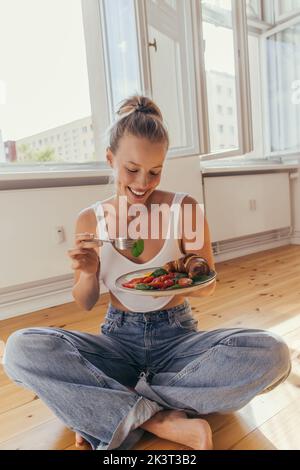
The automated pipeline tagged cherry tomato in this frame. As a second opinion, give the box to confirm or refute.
[163,279,175,288]
[141,276,154,283]
[157,283,165,289]
[130,277,147,284]
[149,279,161,285]
[159,274,175,282]
[149,279,164,289]
[122,283,136,289]
[168,272,177,278]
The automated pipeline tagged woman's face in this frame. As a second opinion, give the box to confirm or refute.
[107,133,166,205]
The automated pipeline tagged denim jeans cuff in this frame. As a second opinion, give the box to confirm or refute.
[96,396,164,450]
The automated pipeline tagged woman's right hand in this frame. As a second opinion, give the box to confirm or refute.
[67,233,103,276]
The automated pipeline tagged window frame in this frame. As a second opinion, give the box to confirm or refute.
[246,0,263,20]
[81,0,111,163]
[240,30,265,160]
[199,0,254,162]
[274,0,300,24]
[261,13,300,158]
[99,0,143,126]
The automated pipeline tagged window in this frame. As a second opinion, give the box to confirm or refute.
[96,0,252,162]
[246,0,262,20]
[201,0,253,158]
[100,0,201,155]
[236,34,263,160]
[144,0,199,152]
[101,0,141,120]
[275,0,300,22]
[1,0,252,175]
[0,0,96,168]
[202,0,239,153]
[263,20,300,155]
[228,106,233,115]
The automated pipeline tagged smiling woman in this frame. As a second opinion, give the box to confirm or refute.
[105,95,169,207]
[3,91,291,453]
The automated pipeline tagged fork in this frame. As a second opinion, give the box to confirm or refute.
[83,236,136,251]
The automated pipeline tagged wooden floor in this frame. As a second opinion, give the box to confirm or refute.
[1,245,300,450]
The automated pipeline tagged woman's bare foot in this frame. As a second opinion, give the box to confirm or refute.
[75,432,91,449]
[75,432,84,447]
[140,410,213,450]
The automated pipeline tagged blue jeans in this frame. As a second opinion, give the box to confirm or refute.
[3,299,291,450]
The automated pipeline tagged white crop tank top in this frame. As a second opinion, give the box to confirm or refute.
[91,192,188,312]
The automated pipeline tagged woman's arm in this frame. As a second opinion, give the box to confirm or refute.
[180,196,216,298]
[70,209,101,311]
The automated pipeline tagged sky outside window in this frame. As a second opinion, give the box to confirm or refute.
[0,0,91,142]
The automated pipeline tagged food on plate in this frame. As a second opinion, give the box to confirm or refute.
[164,253,210,278]
[121,254,211,291]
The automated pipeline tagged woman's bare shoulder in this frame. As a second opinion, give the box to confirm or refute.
[74,206,100,254]
[75,206,98,234]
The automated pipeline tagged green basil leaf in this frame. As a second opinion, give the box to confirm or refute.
[150,268,168,277]
[192,274,210,283]
[131,239,144,257]
[135,283,154,290]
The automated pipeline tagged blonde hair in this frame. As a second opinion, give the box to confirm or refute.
[107,94,169,154]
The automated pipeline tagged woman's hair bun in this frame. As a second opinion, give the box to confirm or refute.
[117,95,163,121]
[106,94,169,153]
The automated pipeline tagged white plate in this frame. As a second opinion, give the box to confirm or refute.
[115,266,217,297]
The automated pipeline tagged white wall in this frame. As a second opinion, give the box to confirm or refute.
[204,173,291,242]
[160,156,203,201]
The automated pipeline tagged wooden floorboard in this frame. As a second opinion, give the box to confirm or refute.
[0,245,299,450]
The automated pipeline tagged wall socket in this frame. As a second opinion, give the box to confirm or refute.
[54,226,65,244]
[249,199,257,211]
